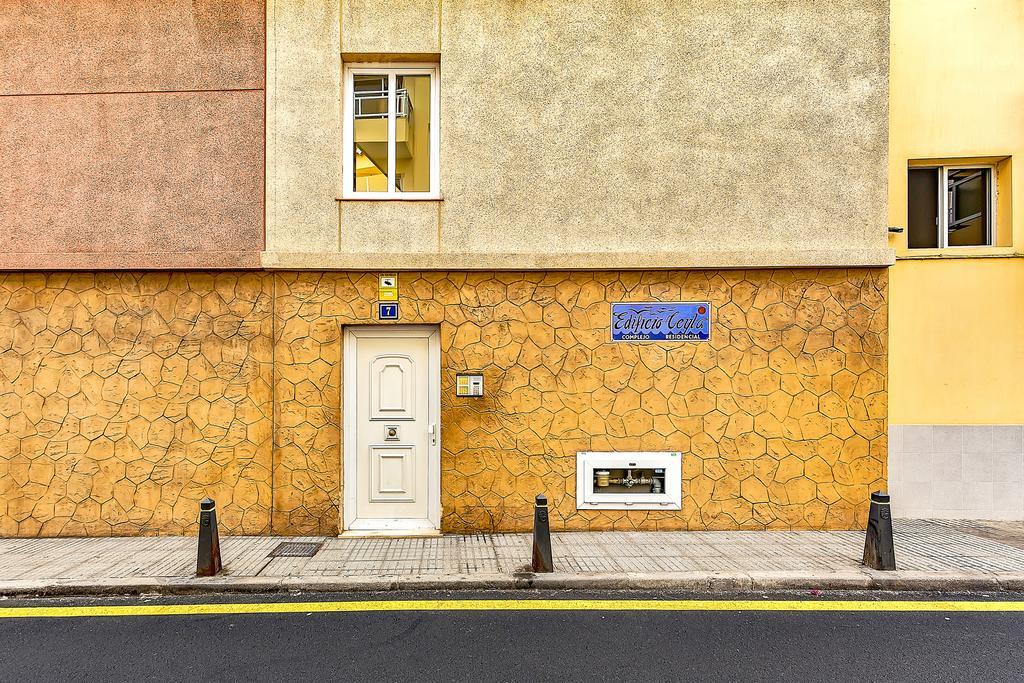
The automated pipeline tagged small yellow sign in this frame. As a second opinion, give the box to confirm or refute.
[378,273,398,302]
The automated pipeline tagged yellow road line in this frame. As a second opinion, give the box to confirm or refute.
[2,599,1024,619]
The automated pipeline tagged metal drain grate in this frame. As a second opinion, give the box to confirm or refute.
[268,541,323,558]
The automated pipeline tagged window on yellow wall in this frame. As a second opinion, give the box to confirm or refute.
[343,64,439,199]
[908,165,994,248]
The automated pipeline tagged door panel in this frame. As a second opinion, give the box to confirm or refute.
[370,355,415,420]
[369,445,416,502]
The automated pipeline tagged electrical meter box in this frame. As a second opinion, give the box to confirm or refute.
[576,452,682,510]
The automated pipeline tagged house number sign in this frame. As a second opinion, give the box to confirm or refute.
[610,302,711,342]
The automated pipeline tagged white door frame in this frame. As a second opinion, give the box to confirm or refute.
[342,325,441,532]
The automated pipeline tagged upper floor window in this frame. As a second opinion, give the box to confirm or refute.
[342,64,439,199]
[908,165,994,248]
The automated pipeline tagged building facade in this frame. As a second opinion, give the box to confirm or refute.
[1,0,894,536]
[887,0,1024,520]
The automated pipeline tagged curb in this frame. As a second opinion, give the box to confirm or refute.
[3,571,1024,598]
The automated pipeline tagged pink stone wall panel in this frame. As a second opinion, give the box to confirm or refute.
[0,91,264,265]
[0,0,265,95]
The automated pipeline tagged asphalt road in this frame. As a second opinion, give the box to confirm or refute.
[2,591,1023,682]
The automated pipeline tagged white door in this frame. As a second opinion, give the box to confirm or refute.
[344,326,440,532]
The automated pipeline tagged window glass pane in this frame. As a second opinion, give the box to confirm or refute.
[395,74,431,193]
[353,74,389,192]
[947,168,989,247]
[907,168,939,249]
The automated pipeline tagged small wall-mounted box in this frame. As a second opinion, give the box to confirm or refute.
[455,373,484,397]
[576,451,682,510]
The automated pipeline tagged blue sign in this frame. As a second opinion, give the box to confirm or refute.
[610,302,711,342]
[378,302,399,320]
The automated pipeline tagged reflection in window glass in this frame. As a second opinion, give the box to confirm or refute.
[908,168,939,249]
[395,75,431,193]
[947,168,990,247]
[353,74,388,192]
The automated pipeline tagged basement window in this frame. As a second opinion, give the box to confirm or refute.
[575,452,682,510]
[342,64,439,199]
[908,165,994,248]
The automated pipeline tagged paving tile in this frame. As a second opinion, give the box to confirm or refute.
[992,426,1024,454]
[963,455,996,483]
[932,425,963,454]
[903,426,933,454]
[3,522,1024,583]
[888,425,903,455]
[992,483,1024,517]
[962,426,994,453]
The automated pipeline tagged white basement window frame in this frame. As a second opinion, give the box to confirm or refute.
[575,452,682,511]
[342,63,440,200]
[907,163,996,249]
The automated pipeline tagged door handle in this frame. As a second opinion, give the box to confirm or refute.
[428,423,437,447]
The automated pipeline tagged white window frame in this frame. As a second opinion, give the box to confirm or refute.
[342,63,440,200]
[575,452,682,511]
[911,164,996,249]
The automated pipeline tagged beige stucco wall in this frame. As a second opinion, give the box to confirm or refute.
[266,0,892,269]
[342,0,440,55]
[265,0,341,254]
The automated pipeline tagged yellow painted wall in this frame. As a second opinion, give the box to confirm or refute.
[888,0,1024,425]
[889,259,1024,424]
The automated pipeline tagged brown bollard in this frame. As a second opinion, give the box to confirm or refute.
[196,497,223,577]
[862,491,896,571]
[531,494,554,573]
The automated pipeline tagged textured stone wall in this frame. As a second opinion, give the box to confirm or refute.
[274,269,888,534]
[0,269,887,536]
[0,273,274,536]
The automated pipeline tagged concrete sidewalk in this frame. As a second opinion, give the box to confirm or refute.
[2,519,1024,597]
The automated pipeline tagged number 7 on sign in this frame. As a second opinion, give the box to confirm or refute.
[378,303,399,320]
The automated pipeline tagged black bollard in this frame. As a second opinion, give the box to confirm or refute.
[196,497,223,577]
[862,491,896,571]
[531,494,554,573]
